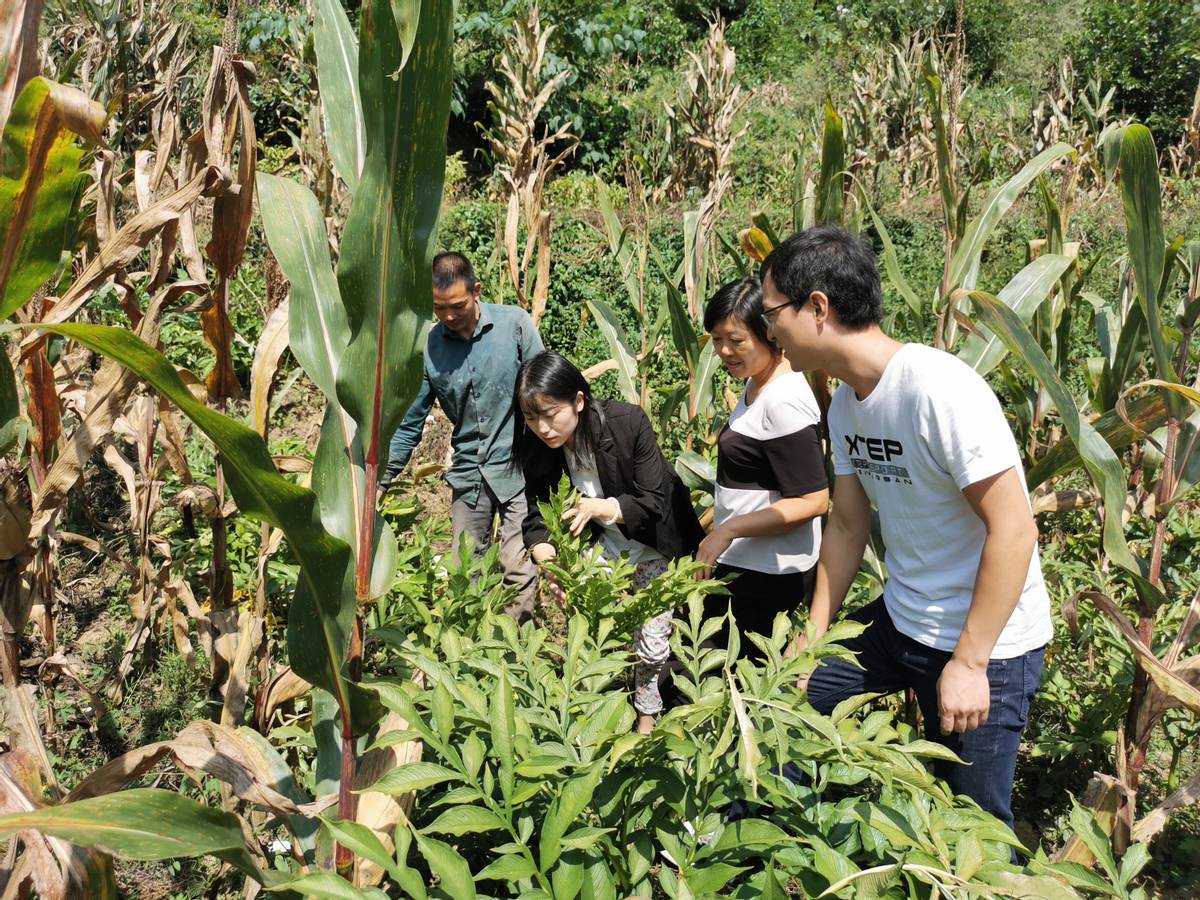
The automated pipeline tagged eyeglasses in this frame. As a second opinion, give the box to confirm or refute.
[760,299,796,325]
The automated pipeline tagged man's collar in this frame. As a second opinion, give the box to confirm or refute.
[442,301,493,341]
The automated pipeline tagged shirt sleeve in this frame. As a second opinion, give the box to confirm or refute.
[828,393,856,477]
[922,375,1021,490]
[760,424,827,496]
[613,408,668,532]
[382,372,434,487]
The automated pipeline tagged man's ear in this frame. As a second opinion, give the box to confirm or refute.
[471,281,483,300]
[809,290,831,324]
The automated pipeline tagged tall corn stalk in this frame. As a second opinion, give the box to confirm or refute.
[661,17,747,319]
[484,3,576,325]
[0,0,454,886]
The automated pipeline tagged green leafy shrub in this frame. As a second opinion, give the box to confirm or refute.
[354,585,1099,896]
[1072,0,1200,140]
[534,476,726,634]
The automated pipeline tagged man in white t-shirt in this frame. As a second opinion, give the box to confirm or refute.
[762,224,1051,832]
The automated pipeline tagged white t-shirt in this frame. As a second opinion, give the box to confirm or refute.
[829,343,1053,658]
[563,446,664,567]
[714,372,826,573]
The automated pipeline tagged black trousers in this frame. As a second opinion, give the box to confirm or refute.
[702,564,815,659]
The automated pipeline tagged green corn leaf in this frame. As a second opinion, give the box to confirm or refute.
[968,293,1157,599]
[859,188,924,316]
[334,0,453,502]
[665,280,700,373]
[0,788,247,863]
[257,174,397,603]
[0,349,21,455]
[312,0,365,189]
[585,296,639,404]
[693,339,722,419]
[389,0,422,70]
[1026,392,1166,489]
[1119,124,1181,416]
[256,173,346,402]
[751,210,781,249]
[8,322,378,733]
[923,68,956,243]
[815,101,845,226]
[949,143,1074,292]
[0,76,105,318]
[958,254,1075,374]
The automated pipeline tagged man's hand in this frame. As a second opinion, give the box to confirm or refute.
[937,656,991,733]
[563,497,619,537]
[694,525,734,579]
[787,630,811,691]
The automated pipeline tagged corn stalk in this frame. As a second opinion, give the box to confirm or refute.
[484,3,576,325]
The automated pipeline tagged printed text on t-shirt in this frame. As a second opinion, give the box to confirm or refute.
[844,434,913,485]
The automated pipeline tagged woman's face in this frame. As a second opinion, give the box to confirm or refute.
[522,391,585,449]
[709,316,775,381]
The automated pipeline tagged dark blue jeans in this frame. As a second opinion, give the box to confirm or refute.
[806,598,1044,830]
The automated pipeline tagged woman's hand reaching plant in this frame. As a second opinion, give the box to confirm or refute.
[694,523,735,579]
[563,497,621,536]
[531,541,568,608]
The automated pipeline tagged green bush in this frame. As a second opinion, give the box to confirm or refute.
[1072,0,1200,140]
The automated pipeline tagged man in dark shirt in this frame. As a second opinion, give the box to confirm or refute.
[383,252,543,617]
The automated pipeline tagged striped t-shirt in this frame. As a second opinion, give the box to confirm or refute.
[714,371,827,574]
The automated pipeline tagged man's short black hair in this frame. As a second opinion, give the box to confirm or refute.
[760,224,883,330]
[432,251,477,292]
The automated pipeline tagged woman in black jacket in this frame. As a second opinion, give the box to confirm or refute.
[513,351,704,733]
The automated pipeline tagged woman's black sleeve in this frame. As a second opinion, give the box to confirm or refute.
[613,408,669,533]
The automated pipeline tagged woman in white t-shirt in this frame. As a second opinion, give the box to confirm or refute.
[697,277,830,657]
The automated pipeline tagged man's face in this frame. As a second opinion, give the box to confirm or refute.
[433,280,482,337]
[762,270,814,370]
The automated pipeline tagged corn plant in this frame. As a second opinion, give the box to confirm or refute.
[0,0,454,886]
[966,125,1200,859]
[483,2,577,326]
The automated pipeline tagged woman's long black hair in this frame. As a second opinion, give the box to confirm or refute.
[510,350,604,479]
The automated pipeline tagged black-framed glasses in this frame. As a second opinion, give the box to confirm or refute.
[760,299,796,325]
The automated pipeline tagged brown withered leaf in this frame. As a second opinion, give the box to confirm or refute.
[20,164,225,348]
[200,52,257,403]
[1133,769,1200,844]
[249,298,290,437]
[66,720,332,821]
[25,280,204,543]
[254,666,311,732]
[22,345,60,479]
[0,0,44,134]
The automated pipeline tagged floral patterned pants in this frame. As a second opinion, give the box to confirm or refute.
[630,558,672,716]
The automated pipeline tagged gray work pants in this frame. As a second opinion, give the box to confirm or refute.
[450,483,537,620]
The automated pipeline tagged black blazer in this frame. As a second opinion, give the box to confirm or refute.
[521,400,705,560]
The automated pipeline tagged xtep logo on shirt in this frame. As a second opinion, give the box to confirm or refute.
[844,434,913,485]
